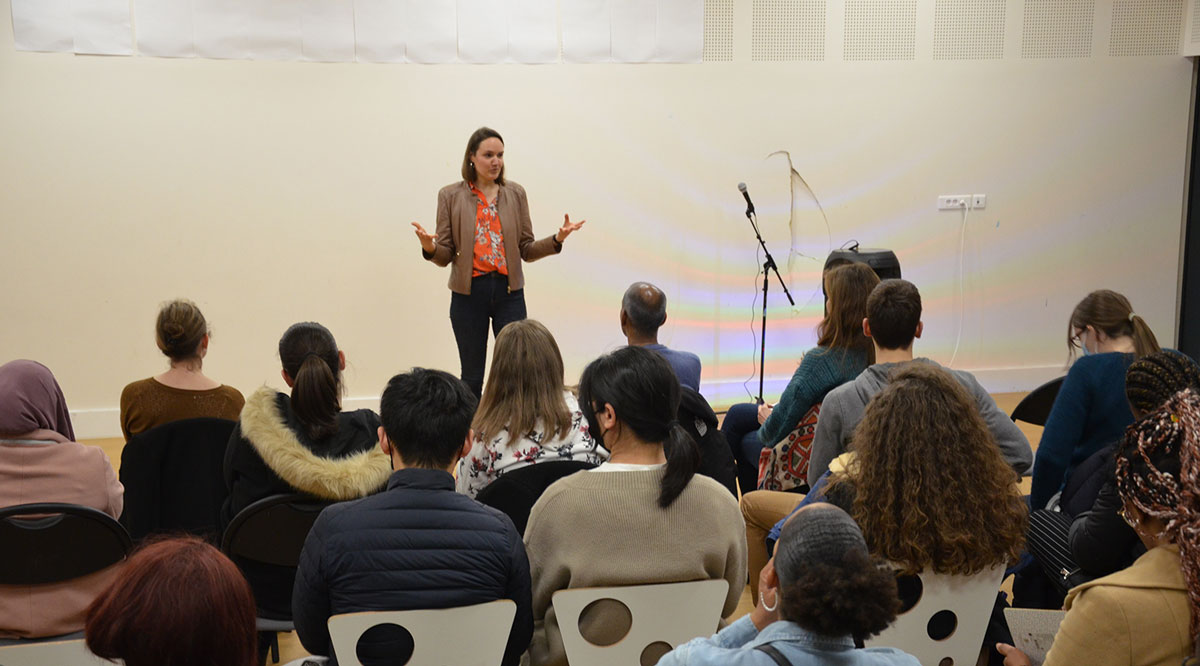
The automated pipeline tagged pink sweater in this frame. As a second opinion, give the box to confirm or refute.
[0,439,124,638]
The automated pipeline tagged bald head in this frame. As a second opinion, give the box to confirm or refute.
[621,282,668,342]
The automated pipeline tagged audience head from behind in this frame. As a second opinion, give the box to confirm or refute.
[278,321,346,442]
[155,298,210,367]
[0,359,74,441]
[620,281,668,344]
[769,504,901,641]
[1125,350,1200,419]
[818,262,881,361]
[85,536,257,666]
[1068,289,1160,361]
[578,345,699,508]
[379,367,478,472]
[475,319,573,448]
[863,279,923,356]
[836,362,1026,575]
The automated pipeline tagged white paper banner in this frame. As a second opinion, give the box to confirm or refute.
[611,0,654,63]
[562,0,610,63]
[11,0,73,53]
[406,0,456,63]
[508,0,556,63]
[656,0,702,62]
[301,0,355,62]
[134,0,195,57]
[74,0,134,55]
[457,0,508,63]
[194,0,301,60]
[353,0,407,63]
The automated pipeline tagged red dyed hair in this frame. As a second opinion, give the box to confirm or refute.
[85,536,257,666]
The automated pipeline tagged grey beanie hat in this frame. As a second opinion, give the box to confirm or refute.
[775,504,869,586]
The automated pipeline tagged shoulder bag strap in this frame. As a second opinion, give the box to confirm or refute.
[754,643,792,666]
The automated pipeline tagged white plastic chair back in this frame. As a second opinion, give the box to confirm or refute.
[0,639,116,666]
[551,579,728,666]
[326,600,516,666]
[865,566,1005,666]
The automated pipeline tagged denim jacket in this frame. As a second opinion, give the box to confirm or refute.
[656,616,919,666]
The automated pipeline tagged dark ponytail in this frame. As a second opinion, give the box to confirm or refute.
[279,322,341,442]
[578,346,699,508]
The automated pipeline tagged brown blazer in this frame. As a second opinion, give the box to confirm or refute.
[1045,544,1191,666]
[425,180,561,295]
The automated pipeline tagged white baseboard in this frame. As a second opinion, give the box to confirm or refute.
[72,395,384,441]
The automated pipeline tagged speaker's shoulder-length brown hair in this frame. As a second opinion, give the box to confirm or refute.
[834,363,1027,575]
[816,262,879,363]
[474,319,572,447]
[85,536,258,666]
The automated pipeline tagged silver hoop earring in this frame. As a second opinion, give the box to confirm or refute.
[762,592,777,612]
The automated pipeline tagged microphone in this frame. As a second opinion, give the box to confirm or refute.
[738,182,755,216]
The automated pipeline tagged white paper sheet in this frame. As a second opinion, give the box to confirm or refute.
[611,0,654,62]
[73,0,133,55]
[11,0,73,53]
[457,0,507,63]
[353,0,407,63]
[194,0,301,60]
[561,0,609,63]
[301,0,355,62]
[507,0,557,63]
[405,0,456,63]
[655,0,702,62]
[134,0,195,58]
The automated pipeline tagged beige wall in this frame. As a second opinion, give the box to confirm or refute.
[0,0,1191,437]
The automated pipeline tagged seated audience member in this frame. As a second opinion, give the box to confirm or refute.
[293,368,532,666]
[1023,350,1200,606]
[0,359,124,639]
[456,319,607,498]
[620,281,703,390]
[770,364,1027,581]
[658,504,919,666]
[120,298,244,441]
[222,322,389,619]
[722,262,879,494]
[85,537,257,666]
[222,321,389,526]
[1029,289,1160,510]
[998,389,1200,666]
[523,346,746,666]
[808,279,1032,487]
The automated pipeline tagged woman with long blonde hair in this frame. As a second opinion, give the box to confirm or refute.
[456,319,606,497]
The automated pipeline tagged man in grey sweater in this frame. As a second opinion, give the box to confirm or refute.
[806,279,1033,487]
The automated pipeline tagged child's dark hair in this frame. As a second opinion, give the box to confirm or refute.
[578,346,699,508]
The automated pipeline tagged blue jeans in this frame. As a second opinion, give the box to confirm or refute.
[720,402,765,495]
[450,273,527,397]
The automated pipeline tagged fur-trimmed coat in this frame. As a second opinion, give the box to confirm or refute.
[221,387,390,527]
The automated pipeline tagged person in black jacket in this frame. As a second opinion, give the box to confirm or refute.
[292,368,533,666]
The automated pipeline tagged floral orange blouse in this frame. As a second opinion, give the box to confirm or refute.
[469,181,507,277]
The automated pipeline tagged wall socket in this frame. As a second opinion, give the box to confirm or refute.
[937,194,987,210]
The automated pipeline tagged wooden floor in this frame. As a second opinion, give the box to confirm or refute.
[81,392,1041,664]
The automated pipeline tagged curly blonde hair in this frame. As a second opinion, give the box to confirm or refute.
[836,363,1027,575]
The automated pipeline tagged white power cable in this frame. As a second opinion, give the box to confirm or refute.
[947,201,970,368]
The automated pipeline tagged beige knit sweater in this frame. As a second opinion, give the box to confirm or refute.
[523,467,747,666]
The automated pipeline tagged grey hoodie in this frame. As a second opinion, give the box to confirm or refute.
[806,358,1033,487]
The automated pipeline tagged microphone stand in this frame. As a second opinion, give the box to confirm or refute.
[743,205,795,404]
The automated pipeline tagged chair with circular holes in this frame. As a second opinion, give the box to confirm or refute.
[865,566,1006,666]
[551,580,729,666]
[321,600,517,666]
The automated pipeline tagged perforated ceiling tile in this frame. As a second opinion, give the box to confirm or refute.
[1109,0,1182,56]
[750,0,826,61]
[703,0,735,62]
[844,0,917,61]
[933,0,1006,60]
[1022,0,1095,58]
